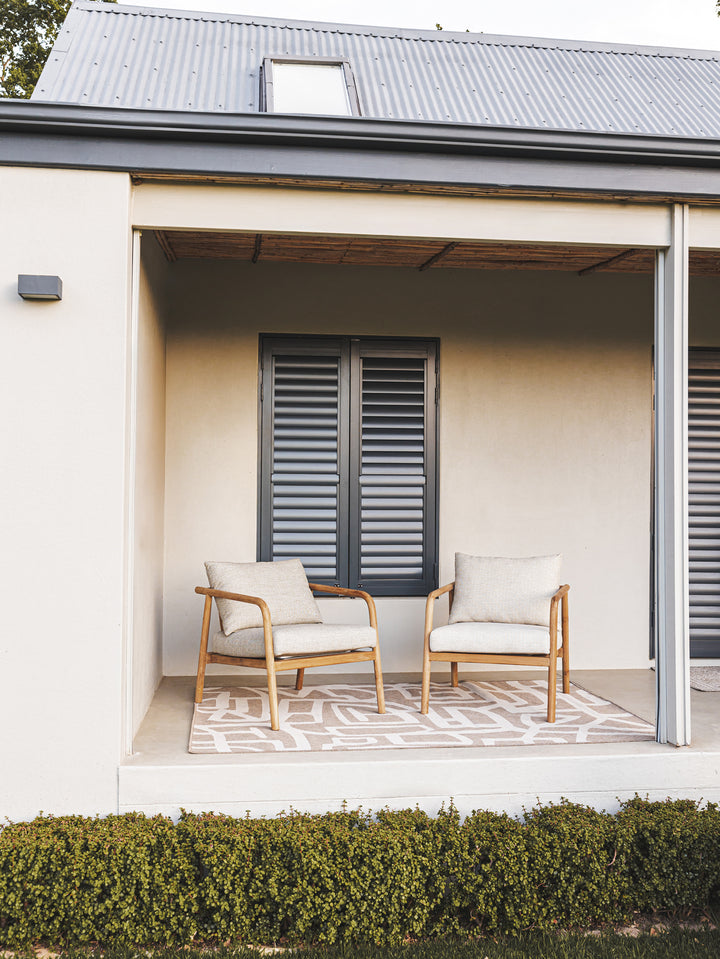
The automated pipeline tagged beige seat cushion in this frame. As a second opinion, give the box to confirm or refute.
[430,622,551,655]
[449,553,561,628]
[205,558,322,636]
[213,623,377,659]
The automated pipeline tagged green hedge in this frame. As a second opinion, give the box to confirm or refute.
[1,799,719,946]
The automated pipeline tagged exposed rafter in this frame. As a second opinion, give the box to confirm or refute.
[418,242,459,272]
[154,230,177,262]
[578,248,640,277]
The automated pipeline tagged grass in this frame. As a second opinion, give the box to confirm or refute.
[23,928,720,959]
[300,930,720,957]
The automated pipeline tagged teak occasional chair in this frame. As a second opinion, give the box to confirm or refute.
[195,558,385,730]
[421,553,570,723]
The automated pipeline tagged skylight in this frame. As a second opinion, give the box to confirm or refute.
[263,59,360,117]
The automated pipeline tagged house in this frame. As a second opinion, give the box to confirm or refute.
[2,0,720,822]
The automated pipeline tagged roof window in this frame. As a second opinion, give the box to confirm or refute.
[262,58,360,116]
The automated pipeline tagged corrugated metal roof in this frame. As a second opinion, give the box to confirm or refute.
[34,0,720,137]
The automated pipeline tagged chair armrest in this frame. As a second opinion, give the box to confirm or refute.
[549,585,570,648]
[194,586,275,658]
[308,583,369,599]
[428,582,455,602]
[308,582,378,630]
[551,584,570,603]
[195,585,271,618]
[549,585,570,624]
[424,582,455,649]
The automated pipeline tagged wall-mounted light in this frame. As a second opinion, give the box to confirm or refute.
[17,275,63,301]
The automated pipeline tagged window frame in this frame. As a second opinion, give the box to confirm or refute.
[258,334,439,597]
[260,56,362,117]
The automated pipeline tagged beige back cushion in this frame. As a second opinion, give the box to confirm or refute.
[448,553,562,628]
[205,558,322,636]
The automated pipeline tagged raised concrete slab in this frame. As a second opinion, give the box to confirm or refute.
[119,670,720,818]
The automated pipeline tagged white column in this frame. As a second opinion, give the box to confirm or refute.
[122,229,142,758]
[654,204,691,746]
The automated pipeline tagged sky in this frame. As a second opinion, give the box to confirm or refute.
[117,0,720,51]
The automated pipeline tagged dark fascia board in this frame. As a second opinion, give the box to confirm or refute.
[6,100,720,162]
[3,100,720,198]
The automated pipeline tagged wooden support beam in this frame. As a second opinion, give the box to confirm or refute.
[252,234,263,263]
[577,248,639,276]
[154,230,177,262]
[418,241,459,271]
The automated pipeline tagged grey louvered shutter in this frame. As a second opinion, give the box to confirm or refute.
[259,339,349,584]
[688,350,720,657]
[349,341,438,596]
[260,336,438,595]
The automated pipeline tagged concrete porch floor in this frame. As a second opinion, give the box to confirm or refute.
[119,669,720,818]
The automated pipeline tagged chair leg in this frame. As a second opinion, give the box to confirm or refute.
[450,661,459,687]
[421,646,431,714]
[562,644,570,694]
[267,661,280,731]
[562,593,570,693]
[194,595,213,705]
[373,645,385,714]
[547,653,558,723]
[295,668,305,691]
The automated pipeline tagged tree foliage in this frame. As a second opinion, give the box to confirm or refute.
[1,0,71,98]
[1,0,114,99]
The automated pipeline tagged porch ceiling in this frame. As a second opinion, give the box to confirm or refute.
[154,230,720,276]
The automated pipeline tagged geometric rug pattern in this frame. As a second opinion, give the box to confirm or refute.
[189,680,654,753]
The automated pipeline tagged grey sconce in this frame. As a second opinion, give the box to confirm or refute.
[17,275,63,301]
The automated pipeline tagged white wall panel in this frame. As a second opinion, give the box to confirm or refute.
[133,184,671,248]
[0,166,131,820]
[131,236,170,738]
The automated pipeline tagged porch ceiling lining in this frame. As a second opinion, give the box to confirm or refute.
[154,231,720,276]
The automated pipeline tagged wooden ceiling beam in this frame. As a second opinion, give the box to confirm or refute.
[577,248,640,276]
[418,241,459,272]
[154,230,177,262]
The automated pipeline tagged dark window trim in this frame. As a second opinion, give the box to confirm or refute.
[260,56,362,116]
[257,334,439,597]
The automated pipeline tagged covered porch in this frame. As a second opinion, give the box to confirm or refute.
[126,181,720,813]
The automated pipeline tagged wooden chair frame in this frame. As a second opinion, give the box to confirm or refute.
[194,582,385,730]
[421,583,570,723]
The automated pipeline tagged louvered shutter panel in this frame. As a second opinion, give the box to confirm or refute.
[260,343,348,584]
[688,350,720,657]
[260,336,437,595]
[350,344,437,595]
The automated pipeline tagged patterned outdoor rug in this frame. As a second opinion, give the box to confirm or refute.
[189,680,654,753]
[690,666,720,691]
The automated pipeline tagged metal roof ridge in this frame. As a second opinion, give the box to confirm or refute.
[73,0,720,61]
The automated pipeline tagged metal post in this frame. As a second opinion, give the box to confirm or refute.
[654,204,691,746]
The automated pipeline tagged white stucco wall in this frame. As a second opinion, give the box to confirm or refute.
[131,235,169,735]
[0,167,131,820]
[161,259,657,677]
